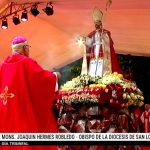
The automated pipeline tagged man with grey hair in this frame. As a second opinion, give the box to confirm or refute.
[11,35,30,56]
[0,36,58,150]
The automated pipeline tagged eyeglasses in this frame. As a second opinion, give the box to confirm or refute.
[25,45,31,48]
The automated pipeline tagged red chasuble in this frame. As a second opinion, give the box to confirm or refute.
[0,54,57,149]
[87,29,122,74]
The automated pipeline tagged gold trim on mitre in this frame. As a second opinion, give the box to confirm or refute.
[92,7,103,22]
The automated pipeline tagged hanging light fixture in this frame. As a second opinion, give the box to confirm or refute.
[21,9,28,22]
[30,4,40,17]
[13,14,20,25]
[0,2,55,30]
[1,18,8,29]
[43,2,54,16]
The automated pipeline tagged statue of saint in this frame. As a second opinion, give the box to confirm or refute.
[84,7,121,77]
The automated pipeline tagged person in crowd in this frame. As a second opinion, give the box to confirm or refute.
[141,104,150,133]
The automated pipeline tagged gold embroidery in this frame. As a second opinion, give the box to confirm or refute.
[0,86,15,105]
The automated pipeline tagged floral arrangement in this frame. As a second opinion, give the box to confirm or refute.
[59,72,144,107]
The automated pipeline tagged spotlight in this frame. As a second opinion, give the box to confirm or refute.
[21,10,28,22]
[43,3,54,16]
[13,14,20,25]
[1,18,8,29]
[30,4,40,17]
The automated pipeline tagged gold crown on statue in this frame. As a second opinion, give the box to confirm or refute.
[92,7,103,22]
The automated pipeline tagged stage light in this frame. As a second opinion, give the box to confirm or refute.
[13,14,20,25]
[0,2,55,29]
[1,18,8,29]
[43,2,54,16]
[30,4,40,17]
[21,10,28,22]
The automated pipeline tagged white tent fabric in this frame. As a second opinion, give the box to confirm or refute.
[0,0,150,69]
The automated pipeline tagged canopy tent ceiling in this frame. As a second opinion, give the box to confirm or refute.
[0,0,150,69]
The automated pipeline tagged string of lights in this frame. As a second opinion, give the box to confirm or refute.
[0,1,54,29]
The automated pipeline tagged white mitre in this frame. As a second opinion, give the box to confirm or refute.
[92,7,103,22]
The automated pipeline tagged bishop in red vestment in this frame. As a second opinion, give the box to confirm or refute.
[0,36,58,150]
[87,28,121,73]
[85,7,122,77]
